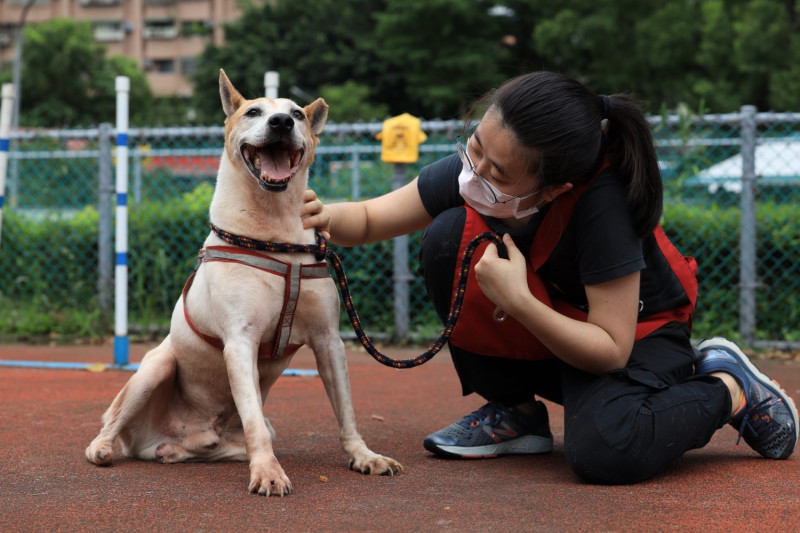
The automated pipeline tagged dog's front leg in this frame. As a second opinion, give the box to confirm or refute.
[223,341,292,496]
[312,336,403,476]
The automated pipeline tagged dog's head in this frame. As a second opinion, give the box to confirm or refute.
[219,69,328,192]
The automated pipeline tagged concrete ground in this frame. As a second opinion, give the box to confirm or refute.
[2,342,800,532]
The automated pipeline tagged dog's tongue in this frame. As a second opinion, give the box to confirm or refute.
[259,145,292,181]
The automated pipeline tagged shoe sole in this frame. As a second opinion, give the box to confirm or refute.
[699,336,800,457]
[424,434,554,459]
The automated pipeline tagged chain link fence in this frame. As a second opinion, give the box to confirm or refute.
[1,110,799,348]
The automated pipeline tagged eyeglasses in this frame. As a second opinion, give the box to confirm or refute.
[455,137,537,205]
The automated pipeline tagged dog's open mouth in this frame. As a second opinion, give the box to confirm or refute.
[241,142,304,192]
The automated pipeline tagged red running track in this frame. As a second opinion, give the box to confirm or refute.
[2,342,800,532]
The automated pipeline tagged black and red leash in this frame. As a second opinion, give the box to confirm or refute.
[210,223,501,369]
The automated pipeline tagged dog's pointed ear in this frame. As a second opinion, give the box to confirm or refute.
[304,98,328,136]
[219,69,245,118]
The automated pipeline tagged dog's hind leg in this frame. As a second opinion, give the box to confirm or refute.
[152,415,273,463]
[309,335,403,476]
[85,337,178,466]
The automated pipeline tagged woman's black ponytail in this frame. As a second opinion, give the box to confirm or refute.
[602,93,663,236]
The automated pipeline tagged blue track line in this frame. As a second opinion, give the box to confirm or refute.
[0,359,318,376]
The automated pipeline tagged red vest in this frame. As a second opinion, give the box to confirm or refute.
[448,184,698,361]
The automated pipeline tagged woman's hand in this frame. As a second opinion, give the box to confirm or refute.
[476,232,639,374]
[474,233,531,315]
[301,189,331,239]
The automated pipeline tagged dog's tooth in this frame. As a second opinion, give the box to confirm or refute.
[254,156,261,168]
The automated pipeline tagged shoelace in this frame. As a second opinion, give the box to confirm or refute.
[460,403,504,428]
[460,403,505,428]
[736,396,781,445]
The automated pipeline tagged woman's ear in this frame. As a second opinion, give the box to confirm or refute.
[544,182,573,202]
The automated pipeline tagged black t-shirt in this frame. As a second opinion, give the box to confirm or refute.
[417,154,690,318]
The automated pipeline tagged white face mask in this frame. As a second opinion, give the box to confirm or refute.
[457,162,541,219]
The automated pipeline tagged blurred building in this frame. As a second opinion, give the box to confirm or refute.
[0,0,262,97]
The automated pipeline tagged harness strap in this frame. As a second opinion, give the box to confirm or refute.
[182,245,330,359]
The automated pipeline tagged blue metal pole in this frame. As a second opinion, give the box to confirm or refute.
[114,77,130,366]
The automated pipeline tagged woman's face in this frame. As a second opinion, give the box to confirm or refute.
[466,114,541,206]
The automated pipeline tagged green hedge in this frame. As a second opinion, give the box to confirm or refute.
[664,201,800,342]
[0,188,797,343]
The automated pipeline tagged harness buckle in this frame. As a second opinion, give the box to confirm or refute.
[193,249,207,272]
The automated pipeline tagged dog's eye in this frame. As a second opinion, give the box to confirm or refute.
[245,108,262,118]
[291,109,305,121]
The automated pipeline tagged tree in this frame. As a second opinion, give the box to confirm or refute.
[692,0,795,111]
[526,0,800,113]
[5,1,797,128]
[731,0,798,110]
[191,0,392,124]
[531,0,681,110]
[318,81,389,123]
[373,0,512,118]
[191,0,527,122]
[189,0,800,122]
[0,19,154,128]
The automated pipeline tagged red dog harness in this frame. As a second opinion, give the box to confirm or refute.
[182,245,331,359]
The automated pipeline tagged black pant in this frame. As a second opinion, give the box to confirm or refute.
[419,208,731,484]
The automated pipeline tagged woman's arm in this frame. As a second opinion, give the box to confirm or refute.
[302,178,433,246]
[475,233,639,375]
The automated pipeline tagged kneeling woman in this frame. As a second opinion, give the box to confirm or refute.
[301,71,798,484]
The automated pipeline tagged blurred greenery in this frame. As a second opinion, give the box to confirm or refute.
[2,159,800,343]
[190,0,800,121]
[3,1,800,127]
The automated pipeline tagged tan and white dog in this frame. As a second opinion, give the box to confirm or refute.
[85,70,402,496]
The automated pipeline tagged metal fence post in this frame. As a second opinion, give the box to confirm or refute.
[132,148,142,204]
[97,123,113,315]
[351,149,361,199]
[739,105,757,346]
[392,162,410,340]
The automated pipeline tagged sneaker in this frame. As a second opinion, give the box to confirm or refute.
[423,401,553,459]
[696,337,799,459]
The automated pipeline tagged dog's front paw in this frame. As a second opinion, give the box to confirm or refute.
[349,452,404,477]
[85,441,113,466]
[248,461,293,497]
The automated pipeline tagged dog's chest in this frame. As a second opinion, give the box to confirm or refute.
[183,246,334,359]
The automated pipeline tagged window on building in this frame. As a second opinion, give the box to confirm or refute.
[143,19,178,40]
[180,21,212,38]
[179,57,197,76]
[77,0,123,6]
[0,24,14,48]
[92,20,124,42]
[9,0,48,6]
[153,59,175,73]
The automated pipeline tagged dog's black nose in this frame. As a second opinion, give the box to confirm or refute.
[268,113,294,133]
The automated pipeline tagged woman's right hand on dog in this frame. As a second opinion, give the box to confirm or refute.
[301,189,331,240]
